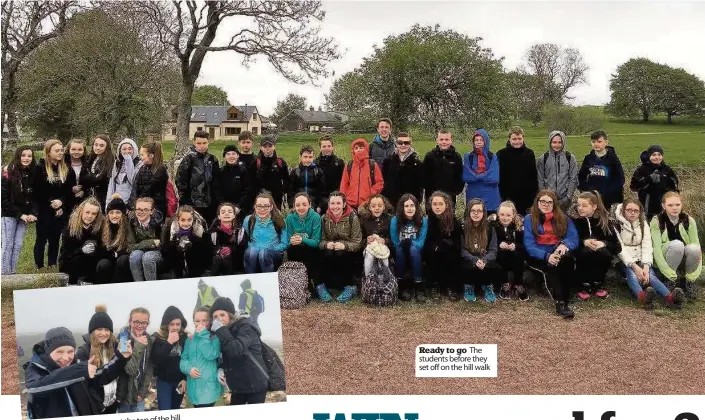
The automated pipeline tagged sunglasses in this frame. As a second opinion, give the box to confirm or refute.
[396,141,411,146]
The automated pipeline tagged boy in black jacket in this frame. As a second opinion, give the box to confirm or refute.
[215,145,252,219]
[249,135,290,209]
[289,145,326,213]
[578,130,625,209]
[629,144,679,220]
[382,132,424,209]
[422,129,464,209]
[237,131,257,169]
[176,130,219,225]
[314,134,345,214]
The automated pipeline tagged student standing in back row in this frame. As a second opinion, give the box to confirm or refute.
[288,145,325,213]
[497,127,539,215]
[314,135,345,214]
[422,129,464,210]
[578,130,625,209]
[369,118,396,167]
[537,130,579,212]
[83,135,114,212]
[339,138,384,210]
[176,130,219,225]
[463,129,500,214]
[629,144,679,221]
[2,146,37,275]
[237,131,256,169]
[215,145,251,221]
[250,135,290,209]
[382,132,424,210]
[130,142,168,223]
[107,138,143,208]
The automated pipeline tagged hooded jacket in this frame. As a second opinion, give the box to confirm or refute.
[130,163,168,219]
[339,138,384,208]
[523,213,579,261]
[369,134,397,167]
[24,341,99,418]
[35,158,72,217]
[1,164,37,218]
[151,306,188,384]
[629,151,679,218]
[422,145,464,198]
[285,208,322,248]
[248,151,290,208]
[572,215,622,255]
[650,213,702,281]
[161,212,212,275]
[359,212,393,247]
[75,334,130,413]
[537,131,579,208]
[179,329,222,405]
[116,327,154,405]
[614,203,653,267]
[314,152,345,204]
[320,206,363,252]
[496,141,539,215]
[215,160,251,211]
[243,214,290,252]
[288,162,325,210]
[176,145,219,208]
[578,145,625,208]
[462,129,501,211]
[382,148,424,208]
[107,138,143,208]
[214,317,268,394]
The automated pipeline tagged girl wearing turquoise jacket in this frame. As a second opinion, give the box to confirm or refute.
[285,192,322,286]
[390,194,429,302]
[179,306,223,408]
[242,192,290,273]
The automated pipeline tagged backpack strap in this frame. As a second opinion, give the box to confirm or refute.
[346,161,376,185]
[244,336,269,381]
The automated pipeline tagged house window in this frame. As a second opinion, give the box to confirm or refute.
[171,127,177,136]
[228,112,238,119]
[197,126,203,131]
[172,112,178,120]
[252,127,258,135]
[252,113,258,120]
[225,127,241,135]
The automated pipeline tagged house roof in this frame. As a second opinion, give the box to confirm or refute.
[290,109,341,124]
[188,105,258,125]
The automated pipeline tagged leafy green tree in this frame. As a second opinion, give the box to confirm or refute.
[192,85,230,106]
[658,67,705,124]
[607,58,664,122]
[270,93,307,126]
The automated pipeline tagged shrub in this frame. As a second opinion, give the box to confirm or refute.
[543,104,607,135]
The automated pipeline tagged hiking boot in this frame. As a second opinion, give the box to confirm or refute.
[515,285,529,301]
[482,285,497,303]
[446,288,460,302]
[336,285,357,303]
[498,283,512,300]
[415,282,428,303]
[594,288,609,299]
[316,284,333,303]
[555,301,575,319]
[684,281,697,300]
[429,286,441,302]
[400,282,414,301]
[667,287,685,309]
[642,286,656,310]
[463,284,476,302]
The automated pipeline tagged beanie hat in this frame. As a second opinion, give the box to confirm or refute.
[106,193,127,214]
[161,305,187,330]
[647,144,664,157]
[88,305,113,334]
[209,297,236,318]
[241,279,252,290]
[260,135,276,147]
[45,327,76,354]
[223,145,240,157]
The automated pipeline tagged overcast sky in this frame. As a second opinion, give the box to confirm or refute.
[13,273,283,343]
[198,1,705,115]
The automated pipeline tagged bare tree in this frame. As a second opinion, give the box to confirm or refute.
[521,43,589,103]
[104,0,340,164]
[1,0,80,148]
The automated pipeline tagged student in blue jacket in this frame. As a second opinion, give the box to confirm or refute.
[390,194,428,302]
[463,129,500,214]
[578,130,625,209]
[242,192,290,273]
[523,189,580,319]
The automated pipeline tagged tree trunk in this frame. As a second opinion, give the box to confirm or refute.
[2,72,20,150]
[642,109,649,123]
[171,81,194,173]
[667,112,674,124]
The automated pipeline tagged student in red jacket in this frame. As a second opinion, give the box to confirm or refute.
[339,138,384,209]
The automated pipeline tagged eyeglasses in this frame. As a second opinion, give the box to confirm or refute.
[538,200,554,206]
[470,209,484,215]
[396,141,411,146]
[131,320,149,327]
[624,208,640,214]
[255,204,272,210]
[135,208,152,213]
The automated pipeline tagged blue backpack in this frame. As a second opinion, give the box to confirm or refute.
[246,290,265,314]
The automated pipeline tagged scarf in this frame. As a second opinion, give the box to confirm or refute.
[219,222,234,236]
[327,205,353,224]
[475,148,487,174]
[536,212,559,245]
[177,227,192,238]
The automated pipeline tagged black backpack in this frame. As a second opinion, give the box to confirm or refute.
[346,160,376,185]
[245,340,286,392]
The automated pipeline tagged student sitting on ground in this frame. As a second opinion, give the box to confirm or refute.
[422,130,464,212]
[424,191,463,301]
[523,190,580,319]
[24,327,99,418]
[82,134,114,212]
[176,130,219,224]
[97,194,135,283]
[537,131,578,212]
[314,134,346,214]
[461,198,502,303]
[288,145,326,213]
[651,191,702,302]
[59,197,104,285]
[496,127,539,215]
[249,135,290,209]
[180,306,222,408]
[391,194,429,302]
[285,192,322,285]
[382,132,424,209]
[493,201,529,301]
[629,144,679,221]
[161,205,211,278]
[339,138,384,210]
[130,142,168,222]
[243,192,289,273]
[215,145,251,221]
[152,306,188,411]
[578,130,625,210]
[463,129,501,214]
[317,191,363,303]
[209,202,247,275]
[106,138,143,208]
[615,198,682,310]
[128,197,163,282]
[572,191,621,300]
[358,194,394,278]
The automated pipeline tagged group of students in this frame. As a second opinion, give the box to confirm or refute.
[24,290,270,418]
[1,121,701,317]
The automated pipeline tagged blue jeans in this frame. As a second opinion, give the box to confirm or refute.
[156,378,184,411]
[244,247,283,273]
[395,244,422,279]
[129,250,163,281]
[621,264,670,297]
[118,400,145,413]
[1,217,28,274]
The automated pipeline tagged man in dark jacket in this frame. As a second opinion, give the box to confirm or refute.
[314,134,345,213]
[369,118,396,166]
[382,132,424,209]
[496,126,539,215]
[249,135,290,209]
[578,130,625,209]
[176,130,219,224]
[629,144,679,220]
[215,144,252,219]
[422,129,464,207]
[288,145,325,212]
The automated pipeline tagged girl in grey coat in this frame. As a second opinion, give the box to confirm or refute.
[536,131,578,211]
[107,138,143,208]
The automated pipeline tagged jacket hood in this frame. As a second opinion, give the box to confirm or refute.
[81,333,91,345]
[169,212,207,238]
[373,134,395,147]
[614,203,641,229]
[472,129,491,156]
[326,203,354,222]
[547,130,567,153]
[590,145,617,160]
[350,138,370,162]
[235,317,262,337]
[396,147,418,162]
[117,138,139,159]
[26,341,64,372]
[160,305,188,329]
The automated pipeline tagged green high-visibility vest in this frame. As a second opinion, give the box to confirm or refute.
[198,286,215,307]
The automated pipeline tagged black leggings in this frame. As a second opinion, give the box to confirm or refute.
[497,249,525,286]
[575,247,612,291]
[211,254,234,276]
[460,259,502,289]
[164,244,207,278]
[60,254,100,285]
[424,248,460,291]
[230,391,267,405]
[96,255,132,283]
[527,254,576,302]
[34,212,66,268]
[287,245,319,286]
[318,250,356,289]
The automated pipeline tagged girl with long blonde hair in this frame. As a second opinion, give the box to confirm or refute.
[493,200,529,301]
[58,197,104,285]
